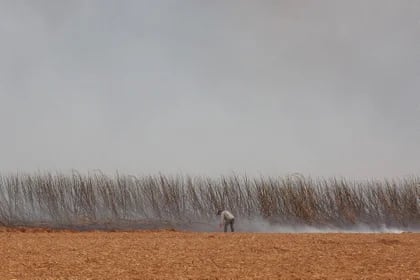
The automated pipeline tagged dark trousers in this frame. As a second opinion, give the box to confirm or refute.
[224,218,235,232]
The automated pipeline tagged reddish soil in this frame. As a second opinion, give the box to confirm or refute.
[0,228,419,279]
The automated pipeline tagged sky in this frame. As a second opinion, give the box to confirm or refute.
[0,0,419,178]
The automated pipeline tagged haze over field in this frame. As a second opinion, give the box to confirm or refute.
[1,1,419,178]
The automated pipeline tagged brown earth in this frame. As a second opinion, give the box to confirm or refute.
[0,228,419,279]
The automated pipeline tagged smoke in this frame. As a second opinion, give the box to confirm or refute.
[19,217,415,233]
[231,218,413,233]
[165,217,416,233]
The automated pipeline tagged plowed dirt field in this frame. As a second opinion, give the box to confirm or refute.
[0,228,419,279]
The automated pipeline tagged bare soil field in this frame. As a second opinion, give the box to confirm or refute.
[0,228,419,279]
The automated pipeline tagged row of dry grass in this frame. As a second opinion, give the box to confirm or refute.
[0,172,418,230]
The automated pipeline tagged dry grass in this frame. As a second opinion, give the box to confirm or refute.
[0,172,418,230]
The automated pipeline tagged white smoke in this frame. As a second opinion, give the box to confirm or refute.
[234,219,410,233]
[181,217,417,233]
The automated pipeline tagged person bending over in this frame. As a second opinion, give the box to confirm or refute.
[217,209,235,232]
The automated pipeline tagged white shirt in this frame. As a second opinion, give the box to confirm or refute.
[220,210,235,224]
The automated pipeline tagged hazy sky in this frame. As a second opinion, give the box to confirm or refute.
[1,0,419,178]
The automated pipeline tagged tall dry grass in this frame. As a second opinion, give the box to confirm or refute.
[0,172,418,230]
